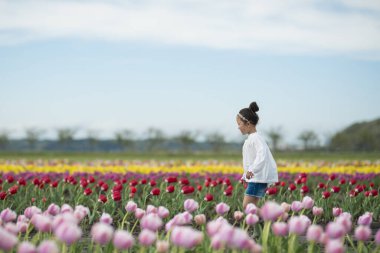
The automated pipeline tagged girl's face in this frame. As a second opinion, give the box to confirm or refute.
[236,116,251,135]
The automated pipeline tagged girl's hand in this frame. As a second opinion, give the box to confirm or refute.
[246,171,254,179]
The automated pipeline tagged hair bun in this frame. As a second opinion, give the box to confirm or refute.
[249,102,259,113]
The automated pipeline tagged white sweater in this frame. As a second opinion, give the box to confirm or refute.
[242,132,278,183]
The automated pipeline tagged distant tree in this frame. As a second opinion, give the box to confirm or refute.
[266,127,282,152]
[87,130,100,151]
[56,128,77,148]
[0,130,10,150]
[206,132,225,153]
[175,130,198,153]
[145,128,166,152]
[25,128,45,150]
[298,130,318,150]
[115,130,136,151]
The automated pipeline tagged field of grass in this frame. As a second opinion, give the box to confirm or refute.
[0,151,379,161]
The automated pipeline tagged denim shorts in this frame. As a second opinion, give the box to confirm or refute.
[245,182,268,198]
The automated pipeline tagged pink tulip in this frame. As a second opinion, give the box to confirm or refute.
[210,234,224,250]
[99,213,113,225]
[61,204,73,213]
[358,212,373,226]
[91,222,114,245]
[291,201,303,212]
[355,225,371,241]
[158,206,170,219]
[215,223,234,242]
[306,225,323,242]
[74,205,90,221]
[171,226,203,249]
[326,222,346,239]
[207,219,227,237]
[31,214,52,233]
[229,228,251,250]
[245,214,259,226]
[301,196,314,209]
[0,227,18,251]
[280,202,291,213]
[17,241,36,253]
[17,215,29,223]
[55,223,82,245]
[138,229,156,246]
[36,240,59,253]
[135,208,145,219]
[0,208,17,222]
[113,230,135,250]
[46,204,60,216]
[233,211,244,221]
[52,213,78,231]
[17,221,29,233]
[260,201,284,221]
[288,216,309,235]
[325,239,345,253]
[125,201,137,213]
[335,216,352,233]
[375,229,380,245]
[184,199,199,213]
[272,222,288,237]
[141,213,163,231]
[312,207,323,216]
[156,240,169,253]
[215,202,230,216]
[24,206,42,219]
[244,203,257,215]
[4,222,17,235]
[332,208,342,217]
[194,214,206,225]
[318,232,329,244]
[280,212,289,222]
[146,205,158,214]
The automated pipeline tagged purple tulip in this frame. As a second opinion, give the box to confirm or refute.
[0,208,17,222]
[358,212,373,226]
[46,204,60,216]
[24,206,42,219]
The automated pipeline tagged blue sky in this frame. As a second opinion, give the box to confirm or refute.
[1,0,380,146]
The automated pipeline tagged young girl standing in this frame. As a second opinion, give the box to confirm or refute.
[236,102,278,209]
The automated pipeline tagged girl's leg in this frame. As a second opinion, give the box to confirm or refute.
[243,195,259,210]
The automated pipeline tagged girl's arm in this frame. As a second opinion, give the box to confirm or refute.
[247,138,266,175]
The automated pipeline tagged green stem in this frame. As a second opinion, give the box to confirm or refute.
[262,221,271,252]
[120,212,129,229]
[288,234,297,253]
[357,241,363,253]
[307,241,315,253]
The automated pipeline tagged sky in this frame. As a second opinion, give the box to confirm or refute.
[1,0,380,146]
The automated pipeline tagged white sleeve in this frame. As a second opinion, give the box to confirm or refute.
[248,137,266,174]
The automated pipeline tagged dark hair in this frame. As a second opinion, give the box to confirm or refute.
[238,102,259,125]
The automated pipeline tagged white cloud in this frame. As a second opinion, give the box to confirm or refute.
[0,0,380,56]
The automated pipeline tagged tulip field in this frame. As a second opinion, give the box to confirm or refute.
[0,159,380,252]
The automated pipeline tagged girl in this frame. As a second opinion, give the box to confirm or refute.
[236,101,278,210]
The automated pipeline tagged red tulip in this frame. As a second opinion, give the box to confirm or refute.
[0,178,2,184]
[370,189,378,196]
[150,180,157,187]
[349,190,358,197]
[180,178,190,185]
[101,183,109,191]
[165,176,177,183]
[224,188,233,196]
[331,186,341,193]
[6,175,14,183]
[80,180,89,188]
[364,191,371,197]
[181,186,195,194]
[217,178,223,184]
[84,188,93,196]
[355,185,364,193]
[223,178,231,185]
[121,178,127,184]
[97,180,105,188]
[210,181,218,187]
[8,185,18,195]
[151,188,160,196]
[266,187,278,195]
[0,191,6,200]
[113,184,123,192]
[322,191,331,199]
[339,179,346,185]
[112,191,122,201]
[42,176,51,184]
[98,194,107,203]
[301,177,308,184]
[204,181,210,187]
[88,176,96,184]
[294,178,302,185]
[349,179,357,185]
[50,181,59,188]
[33,178,40,186]
[300,185,309,194]
[18,177,27,186]
[288,183,296,191]
[197,185,202,191]
[129,180,138,187]
[369,182,375,188]
[205,177,212,182]
[166,185,175,193]
[204,193,213,201]
[140,179,147,184]
[329,174,336,181]
[130,186,137,194]
[318,183,325,189]
[280,181,286,187]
